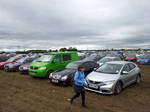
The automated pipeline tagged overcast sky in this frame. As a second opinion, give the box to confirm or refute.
[0,0,150,51]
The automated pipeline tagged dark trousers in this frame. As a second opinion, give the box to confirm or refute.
[73,90,85,102]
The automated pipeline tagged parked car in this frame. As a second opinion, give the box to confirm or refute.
[4,57,35,72]
[85,61,141,95]
[13,54,29,58]
[28,52,79,78]
[0,57,21,69]
[19,59,37,74]
[83,54,103,62]
[125,54,137,62]
[137,55,150,65]
[105,53,124,60]
[49,60,99,86]
[0,55,9,62]
[97,57,121,66]
[6,53,16,58]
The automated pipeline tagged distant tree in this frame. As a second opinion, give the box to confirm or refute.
[60,47,67,52]
[67,47,77,51]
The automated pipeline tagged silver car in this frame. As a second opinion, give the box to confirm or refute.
[85,61,141,94]
[97,57,121,66]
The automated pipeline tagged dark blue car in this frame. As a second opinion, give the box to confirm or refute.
[137,55,150,65]
[4,57,35,72]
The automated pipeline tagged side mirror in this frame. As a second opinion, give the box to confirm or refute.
[122,71,128,74]
[53,59,57,63]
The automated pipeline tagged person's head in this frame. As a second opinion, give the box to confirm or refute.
[77,65,84,72]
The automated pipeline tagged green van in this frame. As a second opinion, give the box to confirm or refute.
[28,52,79,78]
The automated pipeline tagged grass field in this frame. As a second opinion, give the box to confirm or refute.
[0,65,150,112]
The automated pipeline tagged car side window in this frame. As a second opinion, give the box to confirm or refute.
[122,64,130,72]
[83,62,90,70]
[62,54,71,61]
[54,55,62,63]
[89,62,96,67]
[129,63,135,70]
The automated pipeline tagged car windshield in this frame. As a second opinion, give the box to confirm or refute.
[36,54,54,62]
[98,58,113,63]
[89,55,97,60]
[6,58,15,62]
[16,58,26,63]
[13,54,24,57]
[127,55,135,57]
[95,63,123,74]
[65,63,80,69]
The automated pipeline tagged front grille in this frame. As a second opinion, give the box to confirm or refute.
[89,80,103,84]
[19,67,23,70]
[30,66,38,70]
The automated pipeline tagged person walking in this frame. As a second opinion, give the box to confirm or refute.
[69,65,87,107]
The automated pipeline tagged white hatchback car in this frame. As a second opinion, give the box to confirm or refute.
[85,61,141,95]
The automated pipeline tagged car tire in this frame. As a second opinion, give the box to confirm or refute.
[136,74,141,84]
[16,66,19,72]
[70,74,75,86]
[46,70,53,79]
[115,82,122,95]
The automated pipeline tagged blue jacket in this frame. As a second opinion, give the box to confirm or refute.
[74,71,85,86]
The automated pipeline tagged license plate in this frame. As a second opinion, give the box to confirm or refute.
[30,72,35,75]
[140,62,144,63]
[89,84,98,89]
[52,79,58,83]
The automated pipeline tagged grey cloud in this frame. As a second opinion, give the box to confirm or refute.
[0,0,150,51]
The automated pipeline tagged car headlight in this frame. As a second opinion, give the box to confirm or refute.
[39,67,46,69]
[61,75,68,81]
[49,73,53,78]
[103,80,115,85]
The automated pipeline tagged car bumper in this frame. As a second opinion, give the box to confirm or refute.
[19,69,28,74]
[4,67,16,71]
[28,69,47,77]
[49,78,70,86]
[84,82,116,94]
[0,66,4,69]
[137,62,149,65]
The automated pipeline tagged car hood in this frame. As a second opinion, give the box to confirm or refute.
[126,57,136,59]
[20,63,31,67]
[86,71,118,82]
[53,68,76,76]
[30,62,49,67]
[0,62,10,65]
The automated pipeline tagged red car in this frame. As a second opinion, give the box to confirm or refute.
[19,59,36,74]
[0,57,21,69]
[125,54,137,62]
[19,63,31,74]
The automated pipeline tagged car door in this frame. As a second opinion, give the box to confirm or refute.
[121,64,134,87]
[128,63,137,83]
[51,55,64,70]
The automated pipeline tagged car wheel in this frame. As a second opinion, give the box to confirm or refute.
[70,74,75,86]
[136,74,141,84]
[46,70,53,79]
[115,82,122,95]
[16,66,19,72]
